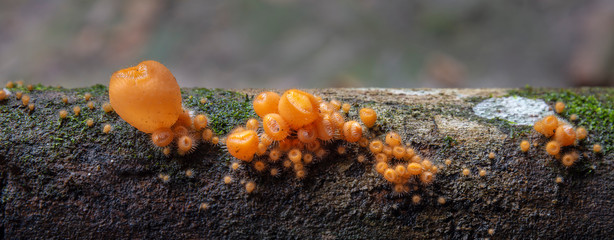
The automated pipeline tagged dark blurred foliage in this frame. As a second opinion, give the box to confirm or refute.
[1,0,614,88]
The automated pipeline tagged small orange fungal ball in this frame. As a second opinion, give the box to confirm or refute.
[303,153,313,164]
[177,135,196,155]
[5,81,14,88]
[444,159,452,166]
[419,171,435,185]
[86,119,94,127]
[375,162,388,174]
[385,132,402,146]
[393,184,407,195]
[224,176,232,184]
[59,110,68,119]
[341,103,351,113]
[462,168,470,176]
[62,96,68,104]
[546,141,561,156]
[245,118,259,131]
[315,115,336,141]
[437,197,446,205]
[193,114,208,131]
[488,152,495,159]
[21,94,30,106]
[295,169,307,179]
[158,173,170,183]
[162,147,171,156]
[282,160,292,169]
[593,144,602,153]
[375,153,388,163]
[520,140,530,152]
[185,169,194,177]
[412,195,421,204]
[356,154,366,163]
[407,163,423,175]
[278,89,319,129]
[358,138,369,148]
[479,169,487,177]
[211,136,219,145]
[103,124,112,134]
[102,102,113,113]
[226,130,259,162]
[342,120,362,142]
[262,113,290,141]
[253,91,280,118]
[288,148,302,163]
[269,149,281,162]
[73,106,81,116]
[0,90,7,101]
[172,125,189,137]
[383,168,398,182]
[555,101,565,113]
[555,176,563,184]
[253,161,267,172]
[84,93,92,101]
[382,146,392,156]
[151,127,174,147]
[26,84,33,91]
[245,181,256,194]
[330,100,341,111]
[87,101,94,110]
[394,164,410,179]
[369,140,384,154]
[421,160,433,170]
[569,114,578,121]
[231,162,240,170]
[359,108,377,128]
[329,112,345,131]
[337,146,346,155]
[540,115,559,137]
[270,168,280,177]
[554,125,576,147]
[202,129,213,142]
[109,60,182,133]
[561,152,578,167]
[28,103,34,111]
[392,146,405,159]
[15,92,22,100]
[576,127,587,140]
[256,143,267,155]
[175,110,192,128]
[297,125,317,143]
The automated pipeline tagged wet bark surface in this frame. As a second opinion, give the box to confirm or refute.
[0,87,612,239]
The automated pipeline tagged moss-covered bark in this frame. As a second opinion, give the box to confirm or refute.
[0,86,612,239]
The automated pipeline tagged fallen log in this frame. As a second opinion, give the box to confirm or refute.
[0,85,612,239]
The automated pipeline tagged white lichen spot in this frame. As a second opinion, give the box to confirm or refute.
[473,96,553,125]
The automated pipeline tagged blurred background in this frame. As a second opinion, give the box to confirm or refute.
[2,0,614,89]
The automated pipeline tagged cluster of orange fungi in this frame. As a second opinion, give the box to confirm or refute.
[531,101,589,167]
[369,132,437,194]
[224,88,437,194]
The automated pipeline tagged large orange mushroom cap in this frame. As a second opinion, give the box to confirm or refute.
[278,89,319,129]
[109,60,183,133]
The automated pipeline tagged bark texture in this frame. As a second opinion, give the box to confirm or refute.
[0,87,612,239]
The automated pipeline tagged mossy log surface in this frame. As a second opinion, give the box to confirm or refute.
[0,86,612,239]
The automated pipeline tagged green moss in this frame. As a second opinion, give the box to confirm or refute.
[182,88,257,136]
[509,87,614,153]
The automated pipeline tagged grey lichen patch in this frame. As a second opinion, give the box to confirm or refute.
[434,115,506,144]
[473,96,553,125]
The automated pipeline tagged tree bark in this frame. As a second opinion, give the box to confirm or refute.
[0,87,612,239]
